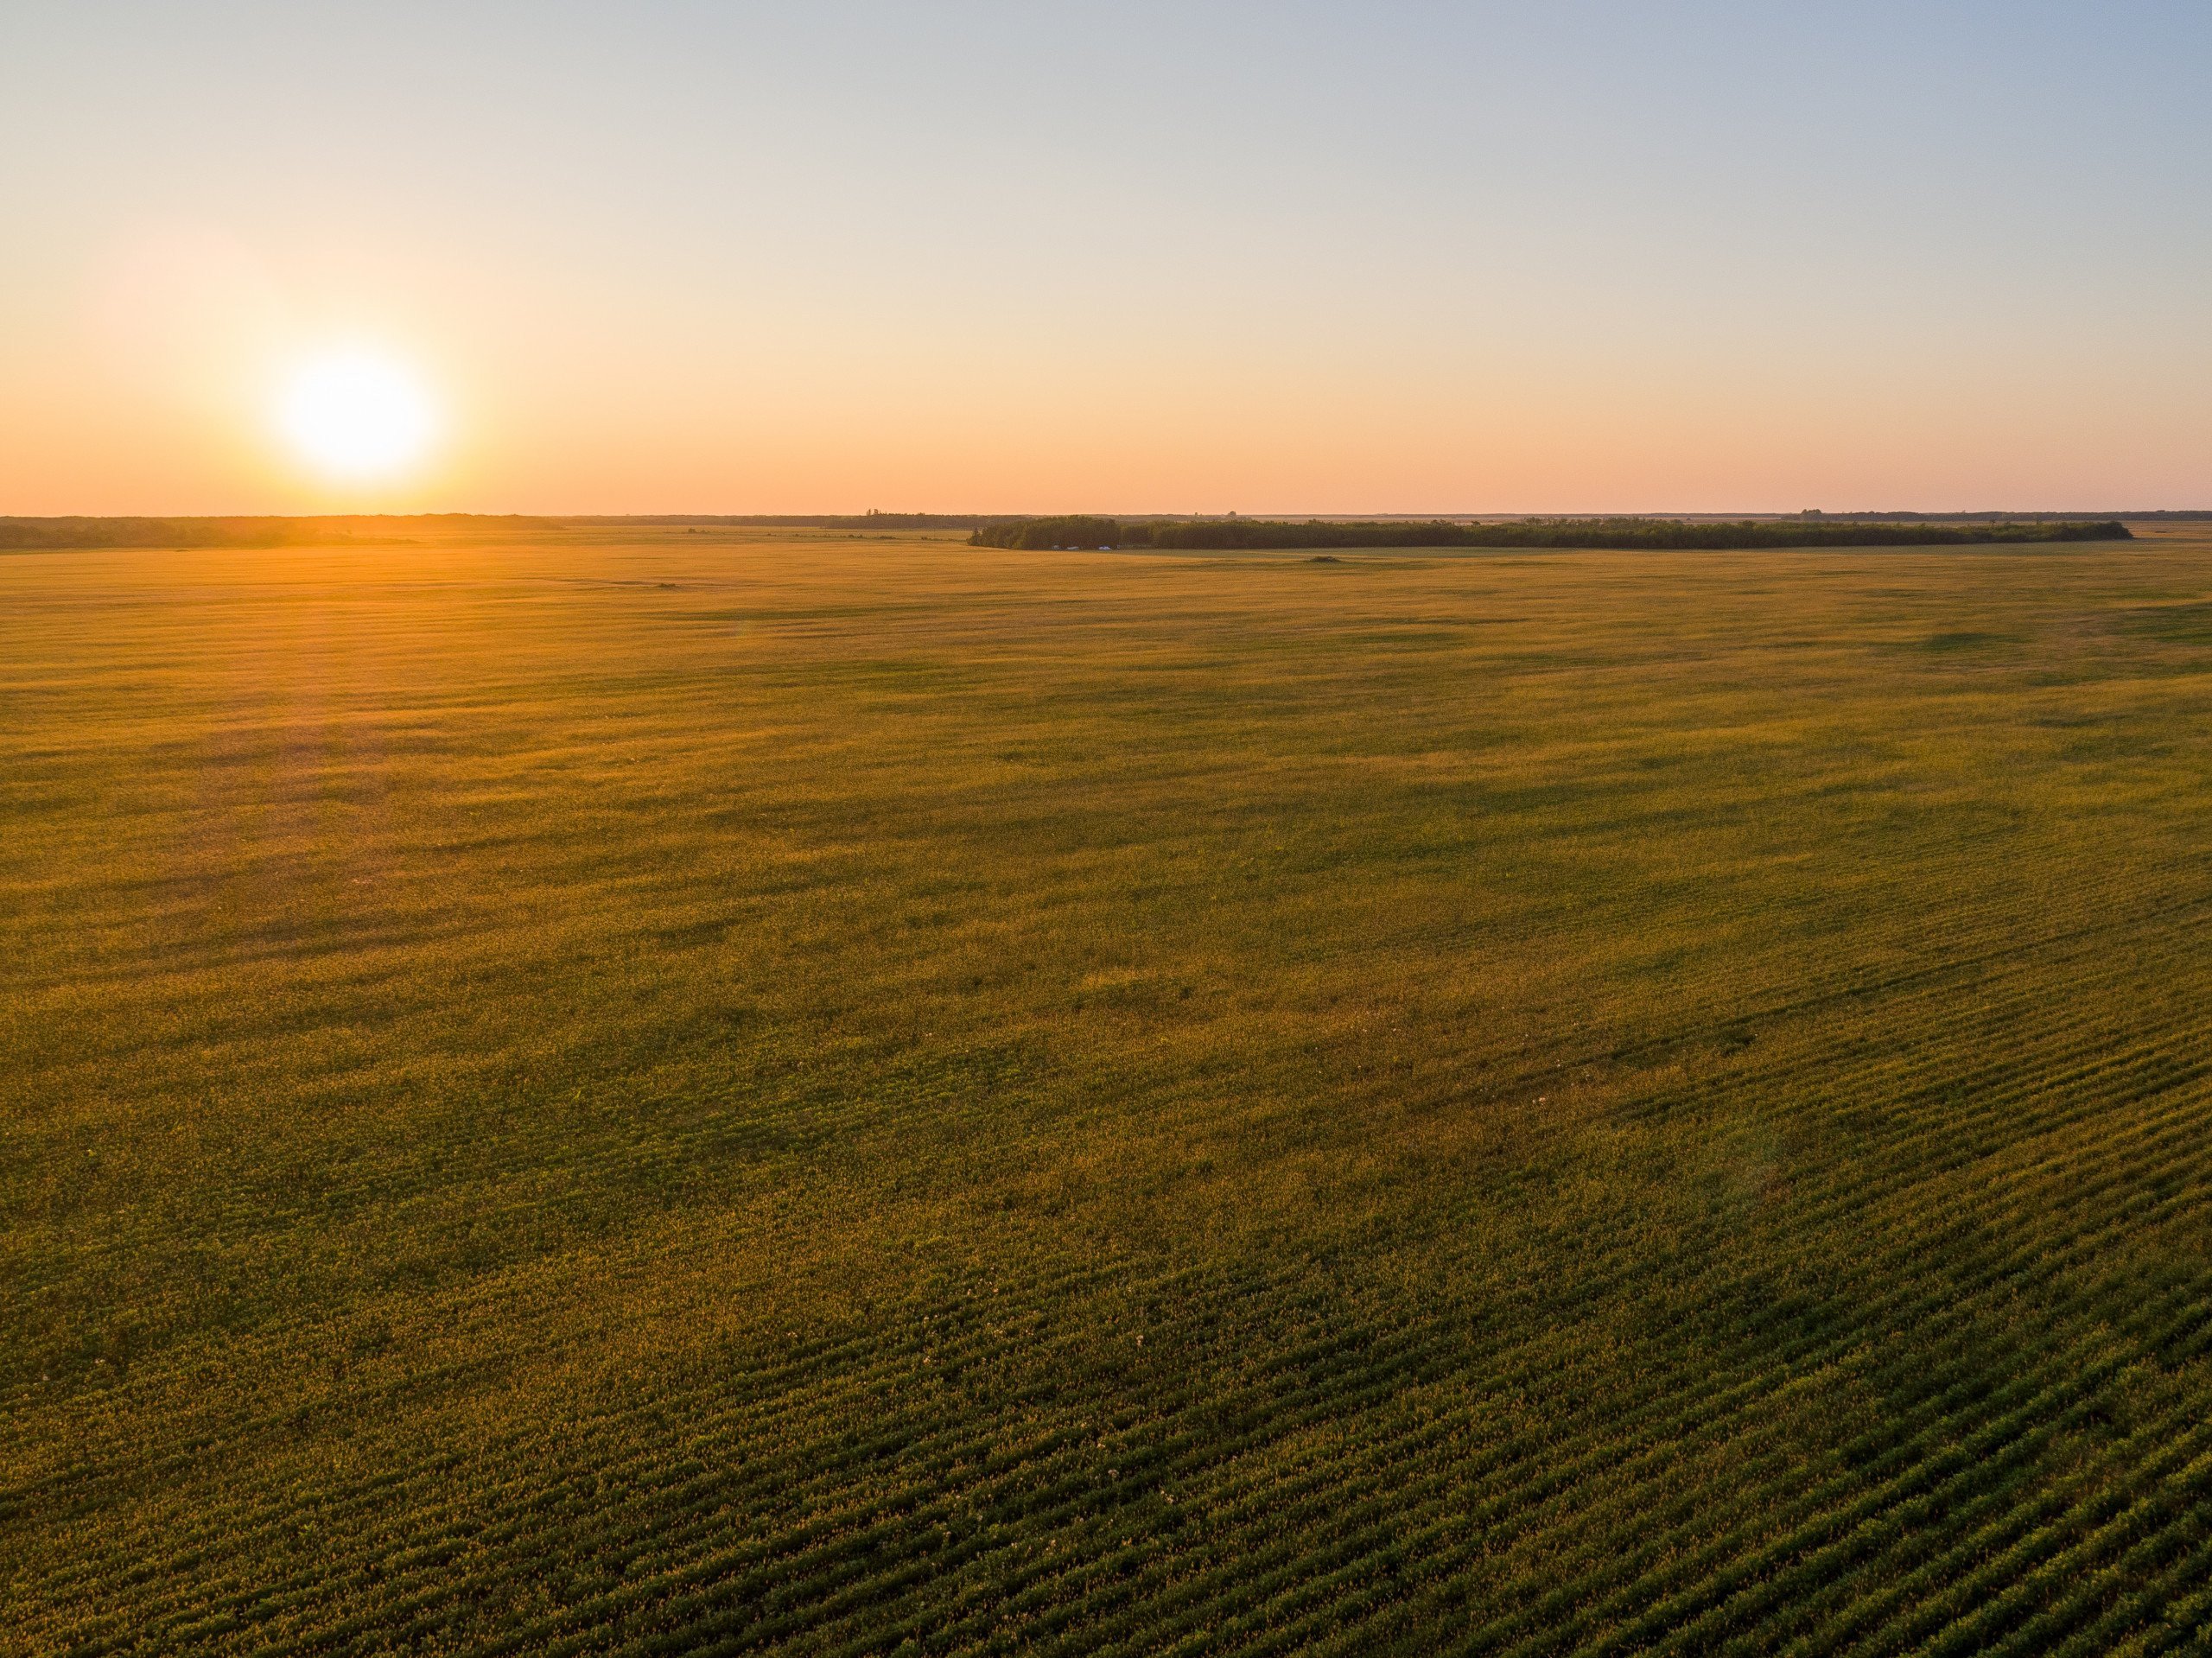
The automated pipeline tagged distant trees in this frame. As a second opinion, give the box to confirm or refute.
[0,518,367,550]
[968,517,1127,550]
[966,518,2133,552]
[0,513,2135,555]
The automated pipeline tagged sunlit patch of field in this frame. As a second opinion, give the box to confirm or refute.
[10,524,2212,1651]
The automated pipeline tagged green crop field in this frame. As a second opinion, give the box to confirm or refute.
[14,524,2212,1653]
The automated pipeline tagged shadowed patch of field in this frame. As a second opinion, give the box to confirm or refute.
[10,525,2212,1651]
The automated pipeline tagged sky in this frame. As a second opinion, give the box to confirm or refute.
[3,2,2207,516]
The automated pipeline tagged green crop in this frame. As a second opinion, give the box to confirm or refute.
[9,524,2212,1652]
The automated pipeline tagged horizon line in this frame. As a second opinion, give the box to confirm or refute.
[6,509,2209,524]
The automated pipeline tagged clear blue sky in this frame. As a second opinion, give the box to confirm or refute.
[4,2,2206,512]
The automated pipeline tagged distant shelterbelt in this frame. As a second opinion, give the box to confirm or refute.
[971,515,2135,551]
[0,514,2164,552]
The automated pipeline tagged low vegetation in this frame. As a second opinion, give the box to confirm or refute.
[0,514,2141,554]
[9,523,2212,1651]
[972,516,2133,550]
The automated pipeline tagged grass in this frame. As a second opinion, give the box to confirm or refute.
[10,524,2212,1652]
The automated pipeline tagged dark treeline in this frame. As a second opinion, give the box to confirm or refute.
[0,512,1016,550]
[7,513,2156,553]
[588,512,1017,530]
[1804,510,2212,523]
[0,515,575,550]
[971,517,2135,552]
[970,517,1125,549]
[0,518,359,549]
[0,513,1004,550]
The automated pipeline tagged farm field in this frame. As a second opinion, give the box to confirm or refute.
[13,523,2212,1652]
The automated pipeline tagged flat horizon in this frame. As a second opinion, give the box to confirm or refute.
[8,507,2209,523]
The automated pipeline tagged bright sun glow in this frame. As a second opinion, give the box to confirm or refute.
[278,350,438,480]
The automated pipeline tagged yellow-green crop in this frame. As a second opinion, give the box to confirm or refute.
[10,524,2212,1652]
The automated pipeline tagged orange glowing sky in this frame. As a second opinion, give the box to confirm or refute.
[3,4,2208,516]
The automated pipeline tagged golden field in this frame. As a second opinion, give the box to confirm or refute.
[11,524,2212,1652]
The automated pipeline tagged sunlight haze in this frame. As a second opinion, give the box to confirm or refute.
[3,1,2207,512]
[277,349,441,483]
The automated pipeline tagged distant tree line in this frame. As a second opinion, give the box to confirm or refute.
[0,518,385,550]
[0,512,1020,550]
[4,513,2146,554]
[970,518,2134,552]
[1799,510,2212,523]
[592,512,1017,530]
[0,512,1005,550]
[967,517,1127,550]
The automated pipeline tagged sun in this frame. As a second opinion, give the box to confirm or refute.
[277,348,438,480]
